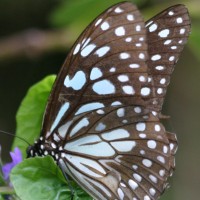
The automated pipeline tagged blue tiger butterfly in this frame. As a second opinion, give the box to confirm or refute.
[27,2,190,200]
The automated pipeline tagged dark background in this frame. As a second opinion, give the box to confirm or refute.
[0,0,199,199]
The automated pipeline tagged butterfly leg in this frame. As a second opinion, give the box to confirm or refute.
[59,163,75,199]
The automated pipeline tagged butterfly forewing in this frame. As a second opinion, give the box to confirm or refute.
[29,2,190,200]
[42,2,150,135]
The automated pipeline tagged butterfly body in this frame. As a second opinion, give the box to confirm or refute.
[27,2,190,200]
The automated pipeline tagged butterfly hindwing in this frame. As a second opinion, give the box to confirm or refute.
[58,106,173,200]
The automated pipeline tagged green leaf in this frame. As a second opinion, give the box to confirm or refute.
[10,156,70,200]
[0,174,5,186]
[10,156,92,200]
[12,75,56,157]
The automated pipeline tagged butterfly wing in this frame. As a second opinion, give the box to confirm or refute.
[41,2,150,136]
[58,106,174,200]
[145,4,191,112]
[36,2,190,200]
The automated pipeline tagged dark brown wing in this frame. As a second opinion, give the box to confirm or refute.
[41,2,149,136]
[145,4,191,112]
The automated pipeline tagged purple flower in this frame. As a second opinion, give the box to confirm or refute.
[2,147,22,181]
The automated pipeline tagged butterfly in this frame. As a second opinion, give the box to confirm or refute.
[27,2,190,200]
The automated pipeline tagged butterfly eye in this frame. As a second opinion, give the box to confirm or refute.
[29,2,190,200]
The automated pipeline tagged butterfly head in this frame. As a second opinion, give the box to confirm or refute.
[26,137,61,162]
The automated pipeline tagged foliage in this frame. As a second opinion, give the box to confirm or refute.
[12,75,56,158]
[10,156,91,200]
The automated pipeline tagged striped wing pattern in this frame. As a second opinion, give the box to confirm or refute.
[28,2,190,200]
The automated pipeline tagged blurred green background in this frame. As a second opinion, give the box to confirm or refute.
[0,0,199,199]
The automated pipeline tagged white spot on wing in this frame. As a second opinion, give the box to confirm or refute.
[93,80,115,94]
[127,14,134,21]
[122,85,135,95]
[58,120,73,138]
[111,101,122,106]
[73,43,81,55]
[141,87,151,96]
[65,135,115,157]
[160,78,166,84]
[120,52,130,59]
[90,67,102,80]
[115,26,125,36]
[151,54,161,61]
[133,173,142,182]
[136,25,141,32]
[157,87,163,95]
[101,21,110,31]
[139,53,145,59]
[169,56,175,61]
[82,38,91,49]
[129,63,139,68]
[146,20,153,27]
[75,102,104,115]
[149,175,158,183]
[147,140,157,149]
[117,108,125,117]
[109,67,116,72]
[95,46,110,57]
[142,159,152,167]
[155,66,164,70]
[176,17,183,23]
[157,156,165,163]
[128,179,138,190]
[134,106,141,113]
[150,188,156,196]
[111,141,136,152]
[159,169,165,177]
[118,75,129,82]
[164,39,172,45]
[102,129,130,141]
[117,188,124,200]
[139,133,146,138]
[64,71,86,90]
[149,23,157,32]
[136,122,146,131]
[144,195,151,200]
[81,44,96,57]
[115,7,123,13]
[69,118,89,137]
[50,102,70,133]
[158,29,170,38]
[180,28,185,34]
[155,124,161,132]
[95,18,102,26]
[125,37,132,42]
[65,154,106,178]
[95,122,106,131]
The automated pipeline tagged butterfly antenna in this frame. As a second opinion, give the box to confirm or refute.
[0,130,31,146]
